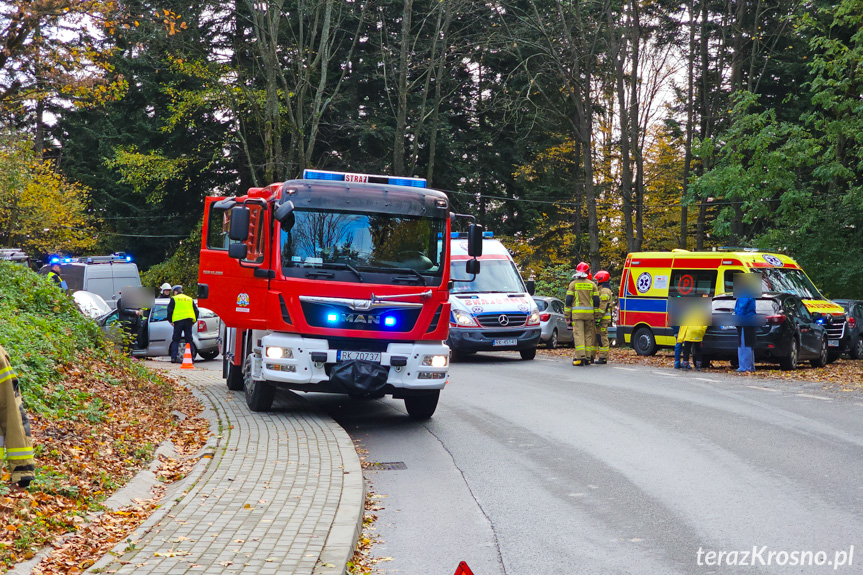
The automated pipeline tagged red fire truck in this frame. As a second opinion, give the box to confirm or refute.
[197,170,482,418]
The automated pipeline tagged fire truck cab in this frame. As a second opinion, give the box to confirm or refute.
[198,170,482,419]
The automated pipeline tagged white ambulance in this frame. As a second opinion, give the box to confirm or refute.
[448,233,541,360]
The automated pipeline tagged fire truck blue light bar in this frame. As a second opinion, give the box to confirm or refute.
[302,169,427,188]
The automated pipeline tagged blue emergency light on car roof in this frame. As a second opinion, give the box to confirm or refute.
[450,231,494,239]
[302,169,427,188]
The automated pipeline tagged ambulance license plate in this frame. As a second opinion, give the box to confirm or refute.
[828,340,839,348]
[493,339,517,347]
[337,351,381,362]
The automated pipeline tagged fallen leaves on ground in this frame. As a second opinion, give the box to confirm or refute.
[538,346,863,391]
[0,356,209,573]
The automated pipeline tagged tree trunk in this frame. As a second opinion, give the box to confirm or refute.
[680,0,696,249]
[393,0,413,175]
[629,0,644,251]
[609,8,635,252]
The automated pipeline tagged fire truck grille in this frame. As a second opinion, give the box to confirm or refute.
[476,313,528,328]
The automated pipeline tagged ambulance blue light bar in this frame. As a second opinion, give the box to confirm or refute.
[450,232,495,239]
[303,169,427,188]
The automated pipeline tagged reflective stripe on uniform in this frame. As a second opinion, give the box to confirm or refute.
[6,447,33,460]
[0,366,15,384]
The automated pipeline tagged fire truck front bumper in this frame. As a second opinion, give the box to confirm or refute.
[255,334,450,391]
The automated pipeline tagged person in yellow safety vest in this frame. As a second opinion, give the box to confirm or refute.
[0,345,36,488]
[565,262,600,366]
[167,285,199,363]
[46,263,68,292]
[593,270,614,364]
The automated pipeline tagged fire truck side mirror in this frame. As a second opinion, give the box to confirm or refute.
[229,207,251,241]
[228,243,248,260]
[466,258,481,275]
[467,224,484,257]
[275,200,295,223]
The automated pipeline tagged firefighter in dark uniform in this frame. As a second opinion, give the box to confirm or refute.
[593,270,614,364]
[168,285,199,363]
[0,345,36,487]
[565,262,600,366]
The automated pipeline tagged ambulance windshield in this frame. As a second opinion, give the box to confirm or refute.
[280,209,446,284]
[760,268,823,300]
[450,259,527,294]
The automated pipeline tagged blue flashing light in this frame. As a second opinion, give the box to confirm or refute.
[384,316,397,327]
[304,169,345,181]
[326,313,339,323]
[125,256,132,262]
[63,258,72,263]
[451,232,460,239]
[50,257,60,263]
[482,231,494,238]
[389,177,427,188]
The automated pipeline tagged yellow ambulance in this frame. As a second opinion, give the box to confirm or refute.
[618,250,846,355]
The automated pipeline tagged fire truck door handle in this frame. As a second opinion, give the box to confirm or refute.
[253,269,275,279]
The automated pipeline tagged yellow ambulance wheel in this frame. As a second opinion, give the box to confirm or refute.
[632,326,658,356]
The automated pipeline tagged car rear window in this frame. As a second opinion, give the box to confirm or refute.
[713,298,779,315]
[533,299,548,311]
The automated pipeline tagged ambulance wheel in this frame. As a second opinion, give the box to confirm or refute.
[244,356,275,412]
[226,361,244,391]
[520,347,537,360]
[632,327,658,356]
[404,390,439,420]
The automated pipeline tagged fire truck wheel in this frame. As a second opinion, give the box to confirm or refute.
[226,361,244,391]
[404,390,440,420]
[244,356,275,411]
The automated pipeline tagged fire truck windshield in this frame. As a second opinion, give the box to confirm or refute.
[760,268,823,299]
[280,209,446,285]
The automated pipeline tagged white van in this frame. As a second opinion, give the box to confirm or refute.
[448,234,541,360]
[40,254,142,309]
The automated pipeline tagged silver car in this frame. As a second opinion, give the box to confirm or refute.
[533,296,574,349]
[98,297,221,360]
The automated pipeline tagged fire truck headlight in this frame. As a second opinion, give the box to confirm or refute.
[453,309,478,327]
[422,354,448,368]
[265,346,292,359]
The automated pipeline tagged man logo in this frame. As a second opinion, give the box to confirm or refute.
[498,314,510,326]
[342,313,380,325]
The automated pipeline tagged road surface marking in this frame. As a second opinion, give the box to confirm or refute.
[613,367,638,372]
[694,377,720,383]
[746,386,780,392]
[796,393,832,401]
[652,370,678,377]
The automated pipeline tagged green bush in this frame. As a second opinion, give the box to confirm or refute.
[0,261,106,416]
[140,224,202,295]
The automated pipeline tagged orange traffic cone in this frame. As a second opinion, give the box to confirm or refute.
[180,343,195,369]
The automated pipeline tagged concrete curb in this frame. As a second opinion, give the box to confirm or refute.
[313,428,366,575]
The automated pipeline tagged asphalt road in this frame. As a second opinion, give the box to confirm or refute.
[299,352,863,575]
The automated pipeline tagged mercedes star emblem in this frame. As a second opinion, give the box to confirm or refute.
[498,314,509,326]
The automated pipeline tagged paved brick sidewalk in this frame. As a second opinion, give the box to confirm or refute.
[95,362,363,575]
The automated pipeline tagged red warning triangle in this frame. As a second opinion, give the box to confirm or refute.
[454,562,475,575]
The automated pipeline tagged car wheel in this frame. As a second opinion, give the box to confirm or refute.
[404,390,440,420]
[199,350,219,361]
[548,329,559,349]
[632,327,658,356]
[850,337,863,360]
[520,347,537,360]
[780,338,799,371]
[810,338,828,368]
[244,355,275,412]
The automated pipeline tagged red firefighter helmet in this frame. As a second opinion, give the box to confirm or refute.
[576,262,590,274]
[595,270,610,283]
